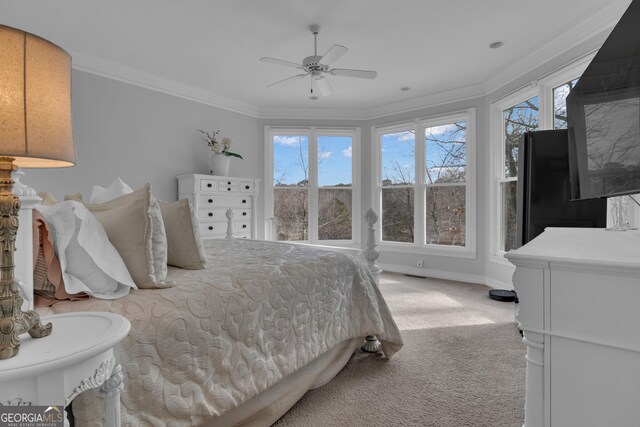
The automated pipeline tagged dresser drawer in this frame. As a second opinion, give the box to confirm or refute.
[197,195,252,208]
[218,182,241,193]
[240,182,254,192]
[199,222,227,235]
[199,179,219,192]
[198,208,252,222]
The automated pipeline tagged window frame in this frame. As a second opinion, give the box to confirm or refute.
[372,108,476,258]
[489,54,595,265]
[264,126,361,247]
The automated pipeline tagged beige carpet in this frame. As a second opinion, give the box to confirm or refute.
[274,273,526,427]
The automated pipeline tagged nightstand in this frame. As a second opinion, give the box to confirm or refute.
[0,312,130,427]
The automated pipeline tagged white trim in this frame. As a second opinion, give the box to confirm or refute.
[72,51,261,118]
[372,108,476,255]
[489,85,539,258]
[379,263,486,285]
[265,126,360,246]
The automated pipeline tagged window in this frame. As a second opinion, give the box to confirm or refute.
[491,55,594,259]
[266,128,359,245]
[374,109,476,256]
[499,96,540,252]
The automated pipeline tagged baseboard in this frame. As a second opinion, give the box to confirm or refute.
[484,277,514,290]
[379,263,487,286]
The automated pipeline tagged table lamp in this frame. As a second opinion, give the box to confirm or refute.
[0,24,76,359]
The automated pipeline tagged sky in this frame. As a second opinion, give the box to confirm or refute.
[273,135,353,186]
[273,123,467,187]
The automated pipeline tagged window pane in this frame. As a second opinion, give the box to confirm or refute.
[273,135,309,186]
[274,188,308,241]
[425,185,465,246]
[425,121,466,184]
[318,136,352,187]
[553,78,579,129]
[503,97,539,178]
[382,187,414,242]
[381,130,416,185]
[318,188,352,240]
[501,181,518,252]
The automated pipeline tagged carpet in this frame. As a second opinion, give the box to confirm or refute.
[273,273,526,427]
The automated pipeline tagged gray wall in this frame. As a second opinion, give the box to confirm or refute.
[22,25,610,287]
[24,70,262,204]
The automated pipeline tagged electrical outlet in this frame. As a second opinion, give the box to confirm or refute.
[417,260,424,268]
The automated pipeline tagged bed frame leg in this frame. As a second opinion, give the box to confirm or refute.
[362,335,382,353]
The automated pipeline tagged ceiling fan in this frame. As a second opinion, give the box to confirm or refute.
[260,25,377,97]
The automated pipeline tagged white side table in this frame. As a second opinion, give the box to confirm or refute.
[0,312,130,427]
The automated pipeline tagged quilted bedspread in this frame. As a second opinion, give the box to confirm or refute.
[49,238,403,426]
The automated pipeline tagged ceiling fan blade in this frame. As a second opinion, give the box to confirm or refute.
[320,44,348,65]
[330,68,377,79]
[267,73,308,88]
[260,57,303,69]
[315,76,334,96]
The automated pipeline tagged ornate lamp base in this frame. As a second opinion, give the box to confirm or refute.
[0,157,52,359]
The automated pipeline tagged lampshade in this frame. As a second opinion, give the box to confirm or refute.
[0,24,75,168]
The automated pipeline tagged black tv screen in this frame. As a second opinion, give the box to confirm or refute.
[567,0,640,200]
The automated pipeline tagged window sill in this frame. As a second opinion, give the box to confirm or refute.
[377,242,477,259]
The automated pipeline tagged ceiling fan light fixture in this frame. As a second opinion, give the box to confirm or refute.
[260,26,377,96]
[489,41,504,49]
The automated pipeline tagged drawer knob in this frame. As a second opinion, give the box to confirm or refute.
[242,225,247,229]
[227,188,231,191]
[208,212,213,217]
[242,212,247,216]
[242,199,246,204]
[227,181,231,185]
[245,185,250,189]
[208,199,213,203]
[207,183,212,188]
[208,226,213,230]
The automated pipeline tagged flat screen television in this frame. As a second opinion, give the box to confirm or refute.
[567,0,640,200]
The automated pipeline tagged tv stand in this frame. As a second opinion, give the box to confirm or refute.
[506,227,640,426]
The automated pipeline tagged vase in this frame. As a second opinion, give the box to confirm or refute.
[210,153,230,176]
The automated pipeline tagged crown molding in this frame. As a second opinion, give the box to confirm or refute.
[364,83,485,120]
[71,52,261,118]
[483,0,630,96]
[68,0,630,122]
[258,106,368,121]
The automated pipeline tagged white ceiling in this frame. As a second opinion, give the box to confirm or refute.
[0,0,631,117]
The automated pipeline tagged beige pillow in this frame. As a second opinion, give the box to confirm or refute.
[86,184,169,289]
[159,199,207,269]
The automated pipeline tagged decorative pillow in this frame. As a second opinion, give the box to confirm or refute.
[88,177,133,204]
[36,202,137,299]
[86,184,169,289]
[159,199,207,269]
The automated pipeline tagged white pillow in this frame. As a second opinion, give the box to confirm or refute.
[37,201,137,299]
[89,177,133,204]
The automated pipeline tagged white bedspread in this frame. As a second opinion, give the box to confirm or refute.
[49,239,403,426]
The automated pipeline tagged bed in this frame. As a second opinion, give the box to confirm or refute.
[15,191,403,426]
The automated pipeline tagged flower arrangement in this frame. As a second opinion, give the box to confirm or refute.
[198,129,243,159]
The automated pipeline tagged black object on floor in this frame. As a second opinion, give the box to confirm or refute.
[489,289,518,302]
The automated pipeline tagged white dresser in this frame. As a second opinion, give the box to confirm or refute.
[177,174,259,240]
[505,228,640,427]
